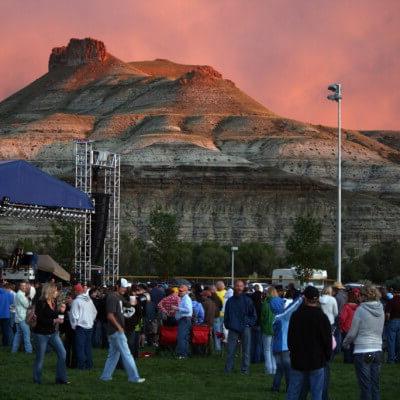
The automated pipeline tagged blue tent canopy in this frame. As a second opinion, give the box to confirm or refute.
[0,160,93,210]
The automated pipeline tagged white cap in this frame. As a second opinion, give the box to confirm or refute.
[119,278,131,288]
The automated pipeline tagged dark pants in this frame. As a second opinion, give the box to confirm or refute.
[75,326,93,370]
[342,332,354,363]
[126,331,140,359]
[176,317,191,357]
[387,319,400,363]
[250,325,263,363]
[0,318,12,346]
[354,351,382,400]
[225,327,251,373]
[272,351,291,391]
[64,330,77,368]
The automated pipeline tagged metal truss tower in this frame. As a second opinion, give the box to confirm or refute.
[74,141,120,285]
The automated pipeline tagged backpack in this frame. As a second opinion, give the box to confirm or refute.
[26,304,37,328]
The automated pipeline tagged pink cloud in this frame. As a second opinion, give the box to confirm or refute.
[0,0,399,130]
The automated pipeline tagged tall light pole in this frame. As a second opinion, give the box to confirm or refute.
[327,83,342,282]
[231,246,238,287]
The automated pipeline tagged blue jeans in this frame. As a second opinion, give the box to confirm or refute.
[100,331,141,382]
[286,367,325,400]
[387,319,400,363]
[213,316,224,352]
[250,325,263,363]
[12,321,32,353]
[262,334,276,374]
[0,318,12,346]
[176,317,191,357]
[225,327,251,373]
[75,326,93,369]
[354,351,382,400]
[272,351,291,391]
[33,333,67,384]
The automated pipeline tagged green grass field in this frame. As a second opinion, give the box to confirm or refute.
[0,348,397,400]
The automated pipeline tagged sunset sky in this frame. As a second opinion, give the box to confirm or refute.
[0,0,399,130]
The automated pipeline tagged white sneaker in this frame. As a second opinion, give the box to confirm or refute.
[137,378,146,384]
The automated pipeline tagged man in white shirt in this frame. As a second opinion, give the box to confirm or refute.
[174,285,193,359]
[70,283,97,370]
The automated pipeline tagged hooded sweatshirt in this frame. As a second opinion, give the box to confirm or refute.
[319,294,338,325]
[342,301,384,354]
[70,293,97,330]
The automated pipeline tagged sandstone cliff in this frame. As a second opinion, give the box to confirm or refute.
[0,38,399,252]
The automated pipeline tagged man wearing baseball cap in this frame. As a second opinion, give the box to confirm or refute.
[286,286,332,400]
[100,278,145,383]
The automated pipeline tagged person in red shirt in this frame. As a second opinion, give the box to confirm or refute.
[158,287,180,326]
[339,289,360,363]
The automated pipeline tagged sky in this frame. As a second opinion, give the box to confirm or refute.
[0,0,399,130]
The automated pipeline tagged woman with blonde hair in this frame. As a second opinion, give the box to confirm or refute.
[260,286,285,377]
[343,285,384,400]
[33,283,68,384]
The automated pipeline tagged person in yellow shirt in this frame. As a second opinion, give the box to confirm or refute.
[213,281,227,353]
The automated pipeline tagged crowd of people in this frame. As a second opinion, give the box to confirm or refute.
[0,277,397,399]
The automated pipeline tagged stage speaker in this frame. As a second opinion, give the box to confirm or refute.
[91,193,111,264]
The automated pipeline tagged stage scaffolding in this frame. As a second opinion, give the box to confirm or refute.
[74,141,121,285]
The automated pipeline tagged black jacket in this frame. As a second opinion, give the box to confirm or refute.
[288,304,332,371]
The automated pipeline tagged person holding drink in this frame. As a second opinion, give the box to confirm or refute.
[32,283,69,384]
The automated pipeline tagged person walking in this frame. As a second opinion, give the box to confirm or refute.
[343,285,385,400]
[286,286,332,400]
[100,278,145,383]
[174,285,193,359]
[385,290,400,363]
[11,281,32,353]
[224,280,257,374]
[260,286,285,375]
[70,283,97,370]
[32,283,68,385]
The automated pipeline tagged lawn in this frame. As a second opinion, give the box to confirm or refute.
[0,348,397,400]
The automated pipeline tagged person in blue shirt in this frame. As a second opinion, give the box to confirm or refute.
[224,280,257,374]
[0,284,15,346]
[174,285,193,359]
[191,296,205,325]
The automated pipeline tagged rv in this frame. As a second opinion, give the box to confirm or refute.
[272,267,328,290]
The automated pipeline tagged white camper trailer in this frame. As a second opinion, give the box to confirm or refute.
[272,267,327,290]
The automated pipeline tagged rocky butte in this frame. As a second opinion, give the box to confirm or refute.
[0,38,399,253]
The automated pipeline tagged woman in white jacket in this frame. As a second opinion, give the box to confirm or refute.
[319,286,338,327]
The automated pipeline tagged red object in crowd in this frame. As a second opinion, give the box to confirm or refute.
[339,302,359,333]
[191,325,210,345]
[159,325,178,346]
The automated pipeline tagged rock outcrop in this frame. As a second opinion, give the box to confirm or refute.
[49,38,107,71]
[0,38,399,253]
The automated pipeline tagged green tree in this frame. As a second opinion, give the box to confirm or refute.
[193,241,229,276]
[286,215,329,283]
[235,242,278,277]
[148,208,179,278]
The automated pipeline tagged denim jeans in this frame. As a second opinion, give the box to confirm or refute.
[286,367,325,400]
[100,331,141,382]
[33,333,67,384]
[354,351,382,400]
[12,321,32,353]
[213,316,224,352]
[387,319,400,363]
[75,326,93,369]
[176,317,191,357]
[224,327,251,373]
[262,334,276,374]
[0,318,12,346]
[251,325,263,363]
[272,351,291,391]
